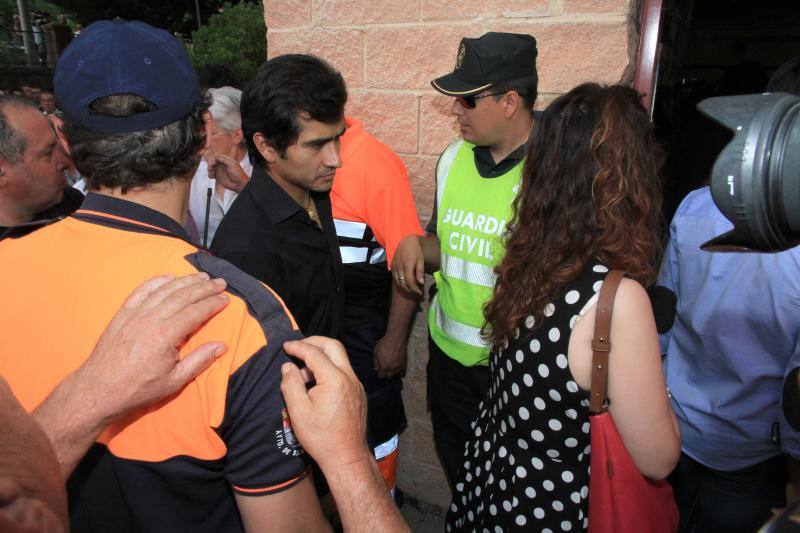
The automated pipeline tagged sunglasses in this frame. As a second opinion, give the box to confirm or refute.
[456,92,506,109]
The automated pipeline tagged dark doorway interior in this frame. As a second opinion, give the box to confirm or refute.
[653,0,800,219]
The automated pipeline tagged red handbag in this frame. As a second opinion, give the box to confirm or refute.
[587,270,679,533]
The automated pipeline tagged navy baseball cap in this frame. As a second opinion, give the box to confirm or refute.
[432,32,538,96]
[54,19,201,134]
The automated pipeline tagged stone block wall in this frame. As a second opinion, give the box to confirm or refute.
[263,0,636,510]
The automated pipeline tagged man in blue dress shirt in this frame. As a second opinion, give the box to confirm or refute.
[659,187,800,532]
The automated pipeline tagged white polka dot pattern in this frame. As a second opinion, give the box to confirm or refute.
[445,263,607,532]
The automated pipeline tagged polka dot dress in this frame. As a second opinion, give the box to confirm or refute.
[446,263,609,532]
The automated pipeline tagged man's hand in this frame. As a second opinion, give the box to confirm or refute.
[207,147,250,193]
[280,337,370,471]
[374,334,408,379]
[0,380,66,532]
[281,338,411,532]
[78,273,230,422]
[0,479,64,533]
[33,274,232,477]
[391,235,425,296]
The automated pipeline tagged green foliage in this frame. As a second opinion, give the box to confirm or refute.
[189,2,265,86]
[1,0,68,39]
[1,0,66,19]
[45,0,226,38]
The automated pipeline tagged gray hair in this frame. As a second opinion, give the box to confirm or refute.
[0,96,38,164]
[207,86,242,132]
[64,94,209,192]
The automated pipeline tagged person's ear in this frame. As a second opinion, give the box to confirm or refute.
[198,111,213,158]
[0,157,11,188]
[502,91,521,119]
[253,132,279,164]
[232,128,244,145]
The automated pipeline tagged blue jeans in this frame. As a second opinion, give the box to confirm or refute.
[669,452,787,533]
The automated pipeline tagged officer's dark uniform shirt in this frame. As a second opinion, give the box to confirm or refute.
[0,193,309,533]
[211,164,345,340]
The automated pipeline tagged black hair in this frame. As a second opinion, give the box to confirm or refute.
[241,54,347,163]
[64,94,209,192]
[767,56,800,96]
[492,75,538,112]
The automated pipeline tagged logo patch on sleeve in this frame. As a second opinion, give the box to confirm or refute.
[275,408,304,457]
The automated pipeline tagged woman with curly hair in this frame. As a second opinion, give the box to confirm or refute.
[446,83,681,532]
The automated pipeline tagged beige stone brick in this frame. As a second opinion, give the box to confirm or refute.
[405,311,429,378]
[267,28,365,87]
[397,457,450,509]
[408,418,440,469]
[402,363,428,419]
[316,0,419,25]
[422,0,550,21]
[399,422,414,458]
[495,21,631,93]
[399,155,437,224]
[345,91,419,154]
[420,93,459,156]
[536,92,561,110]
[264,0,311,29]
[365,24,482,90]
[564,0,632,15]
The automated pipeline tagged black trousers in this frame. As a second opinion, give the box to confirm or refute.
[669,452,788,533]
[427,334,490,491]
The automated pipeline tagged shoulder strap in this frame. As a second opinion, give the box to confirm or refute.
[435,139,463,213]
[589,269,625,414]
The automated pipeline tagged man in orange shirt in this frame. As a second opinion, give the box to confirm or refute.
[330,117,423,492]
[0,20,328,532]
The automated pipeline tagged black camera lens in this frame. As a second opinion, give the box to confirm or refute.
[697,92,800,252]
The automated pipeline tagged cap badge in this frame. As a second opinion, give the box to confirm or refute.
[456,43,465,69]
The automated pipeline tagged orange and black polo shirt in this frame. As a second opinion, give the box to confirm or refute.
[0,193,308,532]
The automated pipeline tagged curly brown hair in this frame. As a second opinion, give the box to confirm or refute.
[483,83,665,347]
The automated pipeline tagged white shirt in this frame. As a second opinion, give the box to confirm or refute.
[189,155,252,247]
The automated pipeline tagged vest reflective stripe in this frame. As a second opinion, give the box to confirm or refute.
[431,294,490,349]
[334,218,386,265]
[440,253,497,288]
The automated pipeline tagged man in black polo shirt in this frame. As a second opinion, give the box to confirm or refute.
[211,54,346,340]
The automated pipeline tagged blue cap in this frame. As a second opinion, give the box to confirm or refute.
[54,20,200,133]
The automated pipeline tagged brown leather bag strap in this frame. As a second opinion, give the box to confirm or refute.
[589,269,625,414]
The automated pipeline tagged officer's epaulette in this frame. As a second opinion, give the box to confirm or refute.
[0,216,66,241]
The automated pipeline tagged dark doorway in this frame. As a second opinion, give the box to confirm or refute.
[653,0,800,219]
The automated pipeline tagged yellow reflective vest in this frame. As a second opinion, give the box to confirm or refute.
[428,139,523,366]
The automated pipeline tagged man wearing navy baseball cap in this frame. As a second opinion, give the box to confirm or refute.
[391,31,539,490]
[0,19,336,532]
